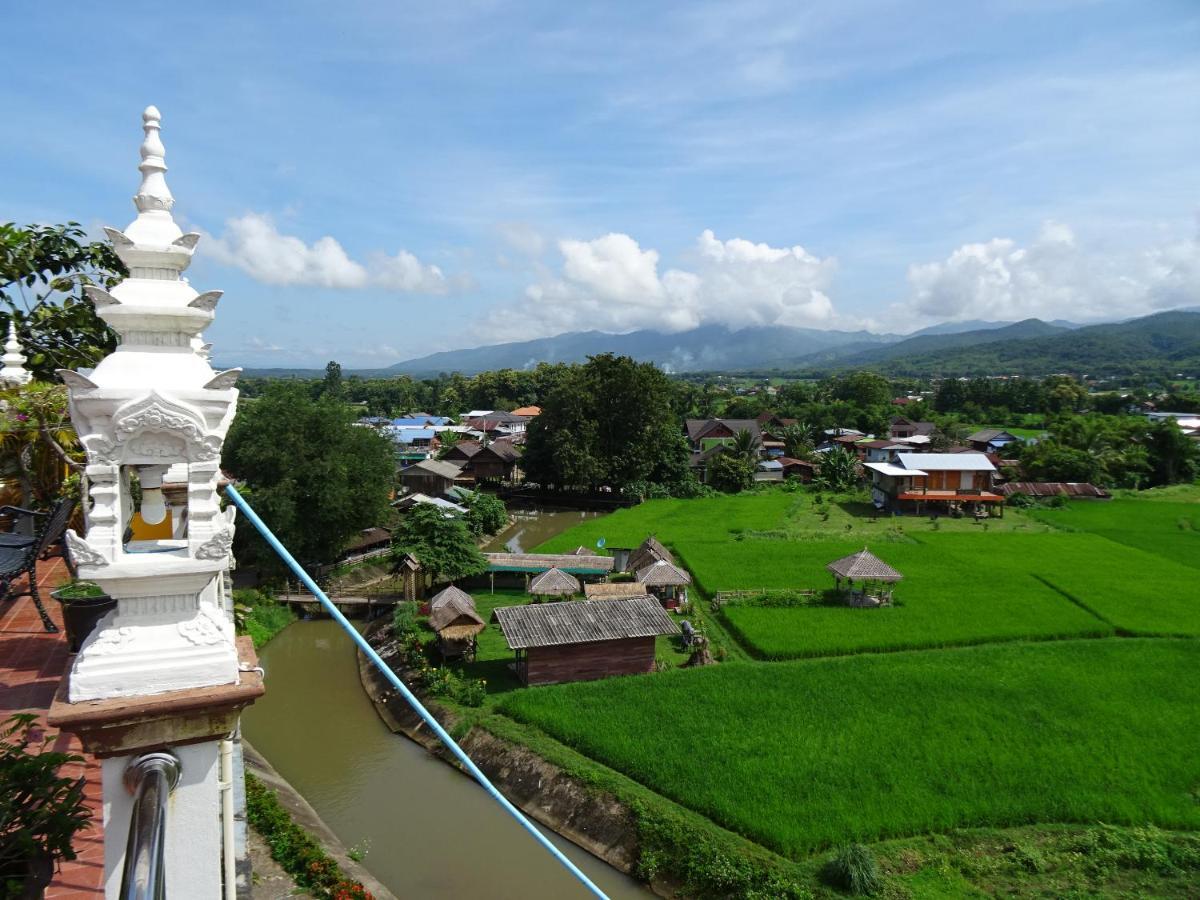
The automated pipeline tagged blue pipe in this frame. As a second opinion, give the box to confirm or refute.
[225,486,609,899]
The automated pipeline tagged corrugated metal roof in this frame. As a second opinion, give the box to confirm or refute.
[998,482,1111,498]
[865,461,927,477]
[492,598,679,649]
[897,453,995,472]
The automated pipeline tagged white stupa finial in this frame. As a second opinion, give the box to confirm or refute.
[118,105,185,250]
[0,321,32,386]
[135,105,173,214]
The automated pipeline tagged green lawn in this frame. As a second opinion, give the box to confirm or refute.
[500,639,1200,859]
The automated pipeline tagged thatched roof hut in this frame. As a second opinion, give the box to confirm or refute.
[825,548,902,608]
[428,585,485,639]
[825,548,902,583]
[584,582,651,600]
[529,566,581,598]
[635,559,692,587]
[627,536,673,573]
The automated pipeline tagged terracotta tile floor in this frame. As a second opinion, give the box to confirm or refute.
[1,556,105,898]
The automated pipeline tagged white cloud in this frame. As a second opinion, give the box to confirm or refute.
[484,229,841,339]
[205,213,453,294]
[896,221,1200,327]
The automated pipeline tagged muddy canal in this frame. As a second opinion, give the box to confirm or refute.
[482,507,602,553]
[242,620,648,898]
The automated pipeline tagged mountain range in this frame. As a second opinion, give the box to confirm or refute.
[232,310,1200,379]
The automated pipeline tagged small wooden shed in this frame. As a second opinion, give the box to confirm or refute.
[825,548,903,607]
[635,558,692,609]
[428,585,486,659]
[529,566,581,600]
[491,598,679,686]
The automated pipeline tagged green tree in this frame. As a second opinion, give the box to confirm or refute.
[816,448,860,492]
[522,354,691,493]
[321,360,343,399]
[391,503,487,583]
[707,451,756,493]
[828,372,892,408]
[779,423,813,459]
[223,384,394,571]
[1146,419,1199,486]
[464,492,507,537]
[0,222,127,379]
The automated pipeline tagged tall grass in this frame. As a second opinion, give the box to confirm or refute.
[500,639,1200,859]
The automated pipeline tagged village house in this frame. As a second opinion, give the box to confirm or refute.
[776,456,819,482]
[684,418,762,454]
[398,458,464,496]
[967,428,1022,453]
[439,439,522,482]
[864,452,1002,512]
[857,440,911,464]
[491,597,679,686]
[889,416,936,440]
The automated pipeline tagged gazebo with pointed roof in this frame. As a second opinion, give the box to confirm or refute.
[529,566,581,599]
[825,548,902,607]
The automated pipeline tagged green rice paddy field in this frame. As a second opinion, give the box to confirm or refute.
[500,639,1200,858]
[514,486,1200,874]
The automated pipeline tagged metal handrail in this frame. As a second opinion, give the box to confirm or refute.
[121,751,181,900]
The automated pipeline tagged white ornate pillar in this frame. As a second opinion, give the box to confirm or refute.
[49,107,262,900]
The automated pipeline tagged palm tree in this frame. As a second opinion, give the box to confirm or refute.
[780,423,814,459]
[731,427,759,462]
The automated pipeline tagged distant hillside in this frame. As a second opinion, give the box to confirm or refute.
[384,324,902,376]
[852,311,1200,377]
[831,319,1069,368]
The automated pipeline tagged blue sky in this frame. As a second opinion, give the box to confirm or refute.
[4,1,1199,368]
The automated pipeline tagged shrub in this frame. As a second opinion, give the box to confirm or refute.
[391,601,419,638]
[821,844,881,895]
[0,714,91,898]
[245,772,372,899]
[233,589,296,648]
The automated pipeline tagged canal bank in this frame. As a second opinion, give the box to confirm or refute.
[241,619,649,899]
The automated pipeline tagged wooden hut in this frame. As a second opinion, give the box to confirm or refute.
[583,582,651,601]
[491,598,679,686]
[825,548,902,607]
[635,559,692,609]
[428,585,486,659]
[627,535,673,573]
[529,566,581,600]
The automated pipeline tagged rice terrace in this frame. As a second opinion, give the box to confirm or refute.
[488,485,1200,896]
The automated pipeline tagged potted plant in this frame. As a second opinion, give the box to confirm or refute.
[0,714,92,899]
[50,581,116,653]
